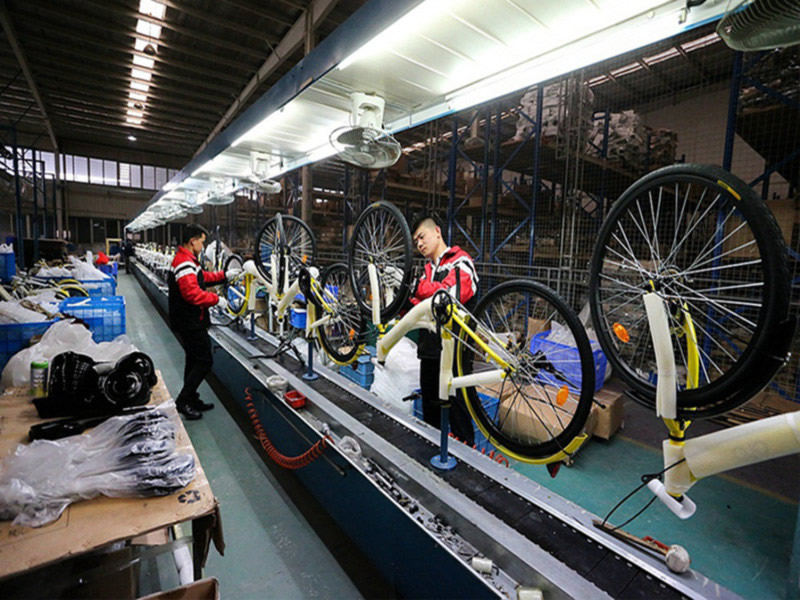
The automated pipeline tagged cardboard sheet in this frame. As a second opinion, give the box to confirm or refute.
[0,373,219,580]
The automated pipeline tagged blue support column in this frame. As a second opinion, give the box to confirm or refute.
[723,51,743,172]
[479,108,491,264]
[11,130,24,269]
[529,85,544,266]
[447,117,458,245]
[32,153,39,263]
[489,104,502,278]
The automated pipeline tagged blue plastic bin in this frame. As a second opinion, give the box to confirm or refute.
[412,392,499,454]
[34,275,116,297]
[60,296,126,342]
[339,367,374,389]
[290,307,306,329]
[0,320,57,370]
[530,331,606,393]
[0,252,16,283]
[98,263,119,279]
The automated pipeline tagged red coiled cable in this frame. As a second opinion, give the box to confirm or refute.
[245,387,331,470]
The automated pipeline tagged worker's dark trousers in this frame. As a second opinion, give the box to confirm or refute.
[173,328,213,405]
[420,357,475,446]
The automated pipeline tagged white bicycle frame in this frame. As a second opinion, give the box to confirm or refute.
[644,292,800,519]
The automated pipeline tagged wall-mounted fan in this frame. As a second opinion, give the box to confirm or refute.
[716,0,800,51]
[206,178,237,205]
[244,152,283,194]
[330,93,402,169]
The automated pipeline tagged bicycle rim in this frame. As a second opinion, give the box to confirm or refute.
[589,164,790,417]
[254,215,316,286]
[316,263,366,365]
[457,280,594,462]
[347,201,412,322]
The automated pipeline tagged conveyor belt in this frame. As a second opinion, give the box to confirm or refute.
[227,323,694,600]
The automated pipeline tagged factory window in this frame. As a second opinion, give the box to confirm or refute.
[119,163,131,187]
[89,158,104,184]
[155,167,167,189]
[41,151,56,176]
[142,165,155,190]
[130,164,142,188]
[63,155,74,182]
[73,156,89,183]
[103,160,117,186]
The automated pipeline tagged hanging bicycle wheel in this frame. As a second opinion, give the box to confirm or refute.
[589,164,791,418]
[347,201,413,322]
[456,280,595,462]
[254,214,316,288]
[223,254,248,317]
[315,263,367,365]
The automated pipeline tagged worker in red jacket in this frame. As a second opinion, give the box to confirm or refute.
[168,224,234,420]
[410,215,478,446]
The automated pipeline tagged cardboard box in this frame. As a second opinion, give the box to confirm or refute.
[140,577,220,600]
[592,386,625,440]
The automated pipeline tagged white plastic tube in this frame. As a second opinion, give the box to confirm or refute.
[368,263,381,326]
[644,293,677,419]
[683,411,800,479]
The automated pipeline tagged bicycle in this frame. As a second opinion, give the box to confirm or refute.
[587,164,796,519]
[347,200,596,464]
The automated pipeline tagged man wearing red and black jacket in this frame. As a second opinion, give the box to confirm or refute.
[169,224,228,420]
[410,215,478,446]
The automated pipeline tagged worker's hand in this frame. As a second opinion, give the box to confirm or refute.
[216,296,228,312]
[225,267,242,281]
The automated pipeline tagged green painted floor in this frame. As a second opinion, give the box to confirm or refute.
[512,430,798,599]
[119,271,384,600]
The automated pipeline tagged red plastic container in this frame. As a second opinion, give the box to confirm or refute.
[284,390,307,409]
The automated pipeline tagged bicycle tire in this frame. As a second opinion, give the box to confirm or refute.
[254,214,316,289]
[347,201,413,322]
[223,254,248,316]
[316,263,367,365]
[588,164,791,418]
[457,280,595,462]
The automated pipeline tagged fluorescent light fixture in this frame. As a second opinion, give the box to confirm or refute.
[139,0,166,19]
[163,181,177,191]
[133,55,155,69]
[134,38,156,52]
[129,91,148,101]
[128,135,137,141]
[191,160,211,177]
[130,81,150,92]
[338,0,453,70]
[131,68,152,81]
[136,19,162,39]
[231,106,291,147]
[447,7,686,112]
[127,109,144,118]
[126,117,143,125]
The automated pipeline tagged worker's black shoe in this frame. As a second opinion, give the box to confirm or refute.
[191,398,214,411]
[176,401,202,420]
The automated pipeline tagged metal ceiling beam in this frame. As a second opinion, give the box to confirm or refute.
[82,0,273,60]
[20,29,248,85]
[155,0,291,43]
[55,114,203,145]
[217,0,298,28]
[25,42,244,90]
[0,0,57,150]
[11,6,260,73]
[196,0,341,155]
[31,61,235,106]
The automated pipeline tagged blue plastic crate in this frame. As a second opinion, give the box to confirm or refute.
[530,331,606,393]
[35,275,116,297]
[339,364,374,389]
[0,252,16,283]
[0,320,56,370]
[412,392,499,454]
[98,263,119,279]
[290,307,306,329]
[60,296,126,342]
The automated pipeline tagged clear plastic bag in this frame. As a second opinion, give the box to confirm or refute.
[371,337,419,414]
[0,404,195,527]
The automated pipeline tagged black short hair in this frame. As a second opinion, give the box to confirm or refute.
[181,223,208,245]
[411,213,443,234]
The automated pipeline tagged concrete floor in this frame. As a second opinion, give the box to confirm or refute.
[119,270,392,600]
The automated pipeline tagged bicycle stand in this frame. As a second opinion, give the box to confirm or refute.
[246,312,258,341]
[430,404,457,470]
[302,338,319,381]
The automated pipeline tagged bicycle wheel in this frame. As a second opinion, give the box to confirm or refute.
[315,263,367,365]
[254,214,316,288]
[347,201,413,322]
[457,280,595,462]
[589,164,791,418]
[224,254,248,317]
